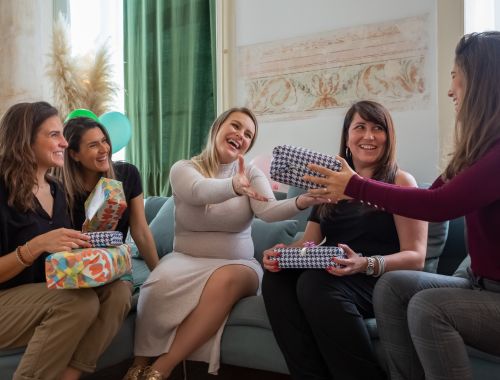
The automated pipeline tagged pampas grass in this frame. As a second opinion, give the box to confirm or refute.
[47,14,117,119]
[83,45,117,116]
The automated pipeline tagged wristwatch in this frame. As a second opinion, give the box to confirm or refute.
[365,256,375,276]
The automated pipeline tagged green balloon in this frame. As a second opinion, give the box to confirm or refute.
[65,109,99,122]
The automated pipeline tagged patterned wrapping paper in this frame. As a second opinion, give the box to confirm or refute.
[83,177,127,232]
[270,145,342,190]
[84,231,123,247]
[270,246,347,269]
[45,244,132,289]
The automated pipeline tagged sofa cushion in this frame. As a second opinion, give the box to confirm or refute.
[144,196,169,224]
[226,295,272,330]
[286,186,311,231]
[453,255,471,278]
[423,220,449,273]
[148,197,175,258]
[251,219,298,263]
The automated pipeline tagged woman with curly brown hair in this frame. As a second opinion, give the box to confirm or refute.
[0,101,131,380]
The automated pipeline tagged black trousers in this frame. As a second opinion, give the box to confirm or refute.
[262,269,386,380]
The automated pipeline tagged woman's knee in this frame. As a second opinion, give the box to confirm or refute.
[407,289,448,326]
[207,265,258,299]
[296,270,331,309]
[54,289,100,325]
[373,271,422,313]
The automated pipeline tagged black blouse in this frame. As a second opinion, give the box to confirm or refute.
[0,178,71,290]
[308,200,400,256]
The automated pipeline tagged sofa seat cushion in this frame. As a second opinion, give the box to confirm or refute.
[0,347,25,357]
[467,346,500,363]
[226,295,272,330]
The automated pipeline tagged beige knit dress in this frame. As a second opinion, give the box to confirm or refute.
[134,160,300,374]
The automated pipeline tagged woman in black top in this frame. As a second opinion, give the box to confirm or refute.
[62,117,159,271]
[0,102,131,380]
[261,101,427,380]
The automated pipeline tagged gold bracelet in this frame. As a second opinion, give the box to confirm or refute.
[16,246,31,267]
[25,241,35,261]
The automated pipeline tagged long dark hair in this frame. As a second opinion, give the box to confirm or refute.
[444,31,500,179]
[339,100,398,182]
[62,117,115,220]
[319,100,398,218]
[0,101,58,211]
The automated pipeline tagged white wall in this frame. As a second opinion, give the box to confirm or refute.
[231,0,442,183]
[0,0,54,114]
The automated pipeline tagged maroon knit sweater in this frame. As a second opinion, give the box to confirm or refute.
[345,142,500,281]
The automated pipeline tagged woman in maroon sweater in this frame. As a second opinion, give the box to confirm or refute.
[305,32,500,380]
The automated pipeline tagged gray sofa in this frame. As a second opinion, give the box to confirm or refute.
[1,190,500,379]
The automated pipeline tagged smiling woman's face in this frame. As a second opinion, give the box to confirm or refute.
[346,112,387,172]
[215,111,256,164]
[31,115,67,170]
[69,127,111,173]
[448,63,466,114]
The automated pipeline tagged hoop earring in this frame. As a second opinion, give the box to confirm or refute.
[345,147,352,160]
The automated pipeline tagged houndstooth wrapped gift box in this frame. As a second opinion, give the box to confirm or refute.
[84,231,123,247]
[270,246,347,269]
[270,145,342,190]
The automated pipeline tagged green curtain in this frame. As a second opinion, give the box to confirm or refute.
[124,0,216,196]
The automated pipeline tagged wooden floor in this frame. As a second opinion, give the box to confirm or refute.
[86,359,291,380]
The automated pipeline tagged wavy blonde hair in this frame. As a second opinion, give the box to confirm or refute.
[444,32,500,179]
[0,102,59,212]
[191,107,258,178]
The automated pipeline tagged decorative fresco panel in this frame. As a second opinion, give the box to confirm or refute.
[238,15,429,120]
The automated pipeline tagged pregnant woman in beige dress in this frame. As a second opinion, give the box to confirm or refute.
[124,107,324,380]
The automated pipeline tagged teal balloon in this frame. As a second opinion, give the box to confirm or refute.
[65,109,99,122]
[99,112,132,153]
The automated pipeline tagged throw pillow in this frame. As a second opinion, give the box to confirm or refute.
[423,220,449,273]
[286,186,311,231]
[148,197,175,258]
[144,196,169,224]
[251,219,298,263]
[453,255,471,279]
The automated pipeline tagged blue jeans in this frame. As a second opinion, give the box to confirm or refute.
[373,270,500,380]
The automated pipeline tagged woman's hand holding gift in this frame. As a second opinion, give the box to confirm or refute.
[326,244,366,276]
[305,156,357,202]
[263,243,286,272]
[29,228,91,256]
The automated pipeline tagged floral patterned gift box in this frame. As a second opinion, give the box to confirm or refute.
[45,244,132,289]
[83,177,127,232]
